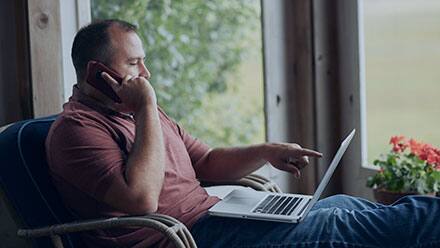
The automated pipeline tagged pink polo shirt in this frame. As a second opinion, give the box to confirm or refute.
[46,86,220,247]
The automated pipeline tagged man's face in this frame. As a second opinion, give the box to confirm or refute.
[107,26,151,80]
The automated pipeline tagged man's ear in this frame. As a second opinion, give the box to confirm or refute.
[81,60,98,86]
[86,60,97,71]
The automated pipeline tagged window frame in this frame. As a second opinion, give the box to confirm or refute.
[358,0,375,171]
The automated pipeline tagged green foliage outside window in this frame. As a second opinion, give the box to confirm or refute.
[91,0,265,147]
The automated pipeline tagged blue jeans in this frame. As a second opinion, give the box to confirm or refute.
[190,194,440,248]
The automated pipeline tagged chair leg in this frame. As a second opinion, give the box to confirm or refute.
[50,235,64,248]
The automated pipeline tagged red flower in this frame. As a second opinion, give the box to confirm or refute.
[415,143,440,168]
[390,136,405,145]
[390,135,407,153]
[409,138,423,156]
[427,153,436,164]
[419,144,433,161]
[427,148,440,167]
[389,136,440,168]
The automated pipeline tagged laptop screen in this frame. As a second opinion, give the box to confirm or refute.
[301,129,356,218]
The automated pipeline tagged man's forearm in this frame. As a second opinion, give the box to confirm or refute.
[194,142,322,182]
[194,144,268,182]
[125,105,165,211]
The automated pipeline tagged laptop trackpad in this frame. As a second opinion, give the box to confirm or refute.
[217,189,266,212]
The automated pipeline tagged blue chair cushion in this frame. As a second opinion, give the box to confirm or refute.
[0,115,80,247]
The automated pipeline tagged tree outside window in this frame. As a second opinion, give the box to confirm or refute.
[91,0,265,147]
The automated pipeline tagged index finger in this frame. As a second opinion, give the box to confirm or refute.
[299,148,323,157]
[101,72,121,90]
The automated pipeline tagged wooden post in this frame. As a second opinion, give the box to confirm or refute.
[27,0,63,117]
[262,0,317,193]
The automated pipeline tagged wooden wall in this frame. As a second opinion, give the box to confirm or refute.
[0,0,33,126]
[27,0,64,117]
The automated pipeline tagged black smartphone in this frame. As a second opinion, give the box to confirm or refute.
[86,61,123,103]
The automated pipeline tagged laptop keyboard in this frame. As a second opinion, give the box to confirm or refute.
[252,195,303,216]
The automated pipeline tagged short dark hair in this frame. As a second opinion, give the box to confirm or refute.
[71,19,137,83]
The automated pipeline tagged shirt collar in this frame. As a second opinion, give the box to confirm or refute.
[70,84,133,120]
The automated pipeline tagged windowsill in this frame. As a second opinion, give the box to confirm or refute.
[361,161,379,171]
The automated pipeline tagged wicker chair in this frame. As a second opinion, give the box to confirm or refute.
[0,116,281,248]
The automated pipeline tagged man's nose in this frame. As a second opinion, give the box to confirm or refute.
[139,62,151,80]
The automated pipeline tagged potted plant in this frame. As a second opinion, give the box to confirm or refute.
[366,136,440,204]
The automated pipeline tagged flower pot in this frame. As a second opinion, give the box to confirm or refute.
[373,188,436,205]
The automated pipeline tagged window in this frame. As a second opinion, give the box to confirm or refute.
[363,0,440,163]
[91,0,265,147]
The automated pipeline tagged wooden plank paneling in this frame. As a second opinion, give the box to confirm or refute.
[27,0,63,117]
[283,1,317,194]
[335,0,374,199]
[313,0,374,199]
[262,0,317,193]
[0,0,33,126]
[261,0,290,189]
[313,0,343,196]
[262,0,370,197]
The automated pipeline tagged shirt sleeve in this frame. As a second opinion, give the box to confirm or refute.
[175,122,211,166]
[46,114,125,202]
[157,107,211,167]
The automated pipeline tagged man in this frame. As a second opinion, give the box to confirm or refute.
[46,19,440,248]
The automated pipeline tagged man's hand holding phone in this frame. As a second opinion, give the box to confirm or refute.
[101,72,157,114]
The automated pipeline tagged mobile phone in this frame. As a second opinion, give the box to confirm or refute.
[86,61,123,103]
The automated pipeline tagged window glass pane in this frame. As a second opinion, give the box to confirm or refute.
[364,0,440,162]
[91,0,265,147]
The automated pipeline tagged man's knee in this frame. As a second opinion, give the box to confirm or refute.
[316,194,366,209]
[314,194,355,209]
[325,194,356,203]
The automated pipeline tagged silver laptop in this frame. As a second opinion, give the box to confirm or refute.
[208,129,355,223]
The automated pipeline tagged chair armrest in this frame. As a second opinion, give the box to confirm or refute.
[17,213,196,248]
[0,123,13,134]
[202,174,282,193]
